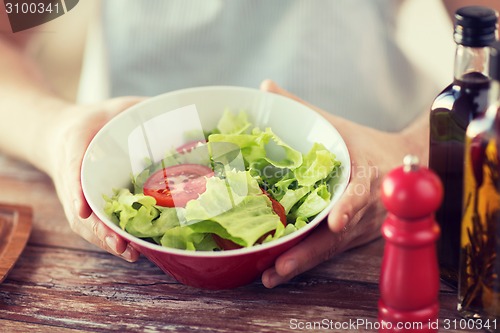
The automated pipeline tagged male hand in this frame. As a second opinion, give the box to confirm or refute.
[260,80,417,288]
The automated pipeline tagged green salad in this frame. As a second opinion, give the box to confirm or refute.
[104,110,341,251]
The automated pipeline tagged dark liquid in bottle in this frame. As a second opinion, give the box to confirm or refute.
[429,71,491,289]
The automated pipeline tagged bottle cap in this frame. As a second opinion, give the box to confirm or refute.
[490,40,500,81]
[454,6,498,47]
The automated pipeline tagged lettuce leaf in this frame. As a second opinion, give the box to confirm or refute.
[184,170,281,247]
[104,189,179,238]
[278,186,311,214]
[160,226,219,251]
[291,184,331,220]
[294,142,340,186]
[217,109,251,134]
[184,169,262,222]
[208,127,302,169]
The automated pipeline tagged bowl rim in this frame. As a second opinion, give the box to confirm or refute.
[81,85,351,258]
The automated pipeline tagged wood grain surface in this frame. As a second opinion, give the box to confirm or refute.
[0,203,32,283]
[0,154,481,333]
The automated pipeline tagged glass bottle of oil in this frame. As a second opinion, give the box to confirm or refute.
[430,6,498,289]
[459,40,500,323]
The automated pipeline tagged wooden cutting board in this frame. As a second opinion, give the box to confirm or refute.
[0,204,32,283]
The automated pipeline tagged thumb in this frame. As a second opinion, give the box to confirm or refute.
[327,176,371,233]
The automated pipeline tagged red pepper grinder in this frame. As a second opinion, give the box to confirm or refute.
[378,155,443,332]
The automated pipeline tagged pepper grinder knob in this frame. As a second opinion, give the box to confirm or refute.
[381,155,443,219]
[378,155,443,332]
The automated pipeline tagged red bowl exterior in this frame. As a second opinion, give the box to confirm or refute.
[129,225,316,290]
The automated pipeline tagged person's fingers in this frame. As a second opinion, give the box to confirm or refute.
[327,172,371,232]
[70,182,119,261]
[57,96,146,262]
[262,222,341,288]
[73,213,140,262]
[91,217,140,262]
[92,216,140,262]
[260,159,376,288]
[262,211,381,289]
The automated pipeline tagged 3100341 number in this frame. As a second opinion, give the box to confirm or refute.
[442,318,497,331]
[5,2,60,14]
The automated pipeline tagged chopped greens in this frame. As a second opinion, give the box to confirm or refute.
[104,110,341,251]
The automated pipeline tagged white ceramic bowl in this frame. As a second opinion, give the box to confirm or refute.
[81,86,350,289]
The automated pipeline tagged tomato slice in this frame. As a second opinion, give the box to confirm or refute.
[143,164,214,207]
[262,190,287,226]
[212,235,244,251]
[213,189,288,250]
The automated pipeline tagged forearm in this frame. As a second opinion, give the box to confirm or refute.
[399,111,429,166]
[0,37,70,175]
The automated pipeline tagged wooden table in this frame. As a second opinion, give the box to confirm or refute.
[0,153,481,333]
